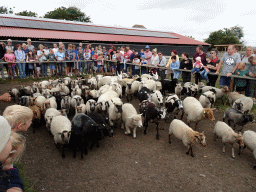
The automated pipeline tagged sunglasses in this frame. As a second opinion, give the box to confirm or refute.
[158,54,162,55]
[210,52,215,54]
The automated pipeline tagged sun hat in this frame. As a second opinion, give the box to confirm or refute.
[196,57,201,62]
[152,48,157,53]
[7,39,12,42]
[0,116,11,154]
[145,45,150,49]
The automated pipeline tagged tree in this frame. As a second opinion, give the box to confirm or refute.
[0,6,14,14]
[205,25,244,51]
[132,24,146,29]
[44,6,91,22]
[16,10,38,17]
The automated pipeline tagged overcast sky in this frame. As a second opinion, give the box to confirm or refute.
[3,0,256,46]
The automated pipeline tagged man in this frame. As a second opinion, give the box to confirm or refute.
[77,42,83,52]
[0,42,6,79]
[144,45,152,64]
[5,39,14,52]
[130,49,138,75]
[158,51,166,80]
[193,45,206,84]
[27,39,34,51]
[215,45,241,88]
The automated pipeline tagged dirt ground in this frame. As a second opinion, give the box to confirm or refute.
[1,82,256,192]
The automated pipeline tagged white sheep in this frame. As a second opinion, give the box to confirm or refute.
[121,103,143,138]
[139,80,156,92]
[125,82,133,101]
[58,83,70,95]
[110,82,122,98]
[35,96,46,109]
[243,130,256,168]
[76,103,86,114]
[131,81,142,95]
[44,97,57,109]
[175,83,182,99]
[202,86,229,99]
[156,81,162,91]
[199,91,216,108]
[151,90,164,108]
[232,97,254,114]
[61,96,71,112]
[168,119,206,157]
[50,115,72,158]
[71,87,82,97]
[44,108,61,131]
[97,91,118,112]
[89,90,99,100]
[182,97,215,130]
[213,121,244,158]
[108,97,123,128]
[71,95,84,113]
[84,99,98,114]
[98,76,112,88]
[42,89,51,98]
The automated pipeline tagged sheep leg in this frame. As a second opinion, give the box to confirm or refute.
[222,144,226,153]
[125,125,131,135]
[232,146,235,158]
[186,145,192,156]
[180,111,184,120]
[156,122,159,140]
[213,133,218,141]
[133,127,137,138]
[238,146,241,156]
[144,119,148,135]
[168,133,172,144]
[190,146,194,157]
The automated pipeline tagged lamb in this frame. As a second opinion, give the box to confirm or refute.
[138,87,151,103]
[58,83,70,95]
[175,83,182,98]
[226,91,245,105]
[44,108,61,132]
[151,90,164,108]
[140,80,156,92]
[60,95,71,114]
[97,91,118,112]
[19,96,31,106]
[213,121,244,158]
[121,103,143,138]
[223,107,254,131]
[199,91,216,108]
[202,86,229,99]
[243,130,256,168]
[139,100,168,139]
[71,95,84,113]
[35,96,46,109]
[125,82,133,101]
[165,94,183,119]
[109,82,122,98]
[71,87,82,97]
[9,88,19,101]
[169,119,206,157]
[29,104,41,133]
[161,79,177,95]
[181,97,215,130]
[107,97,123,130]
[84,99,98,114]
[88,113,112,137]
[50,116,72,158]
[233,97,254,114]
[70,113,104,158]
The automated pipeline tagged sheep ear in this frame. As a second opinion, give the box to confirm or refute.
[139,114,143,116]
[211,108,216,111]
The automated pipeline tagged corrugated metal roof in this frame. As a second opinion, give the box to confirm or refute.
[0,26,209,45]
[0,16,178,39]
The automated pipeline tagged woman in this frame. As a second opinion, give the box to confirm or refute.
[180,53,193,83]
[207,49,219,87]
[4,48,16,80]
[37,44,48,77]
[166,50,179,79]
[116,48,123,73]
[14,44,26,79]
[150,48,159,74]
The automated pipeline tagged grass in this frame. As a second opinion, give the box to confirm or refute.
[14,162,37,192]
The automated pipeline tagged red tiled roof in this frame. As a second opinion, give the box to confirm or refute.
[0,26,209,45]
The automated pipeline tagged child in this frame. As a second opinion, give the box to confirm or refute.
[73,45,79,76]
[55,48,65,77]
[84,49,91,75]
[65,44,74,76]
[3,105,33,132]
[132,55,141,75]
[234,62,249,94]
[111,50,117,75]
[78,47,84,75]
[248,56,256,97]
[4,48,16,80]
[0,116,26,191]
[97,53,104,73]
[200,55,211,83]
[47,49,56,77]
[91,47,95,56]
[170,56,181,79]
[140,55,148,74]
[191,57,203,75]
[92,53,98,74]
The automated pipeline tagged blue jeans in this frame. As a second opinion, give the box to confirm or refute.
[57,62,64,76]
[191,67,201,73]
[200,69,209,80]
[173,71,181,79]
[41,63,48,77]
[17,63,26,78]
[97,65,103,72]
[219,76,231,87]
[141,67,147,74]
[134,69,140,75]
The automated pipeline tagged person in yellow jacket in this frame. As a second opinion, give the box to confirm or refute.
[166,50,179,79]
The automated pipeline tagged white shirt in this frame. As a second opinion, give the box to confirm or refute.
[151,55,159,67]
[53,48,59,55]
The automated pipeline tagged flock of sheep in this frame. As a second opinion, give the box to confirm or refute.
[7,72,256,168]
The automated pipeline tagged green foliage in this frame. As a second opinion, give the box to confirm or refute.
[16,10,38,17]
[0,6,14,14]
[205,25,244,51]
[44,6,91,22]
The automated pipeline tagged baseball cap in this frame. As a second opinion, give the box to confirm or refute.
[145,45,150,49]
[0,116,12,154]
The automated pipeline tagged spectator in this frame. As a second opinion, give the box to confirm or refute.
[55,47,65,77]
[116,48,123,73]
[166,50,179,79]
[37,44,48,77]
[14,44,26,79]
[193,45,207,84]
[248,56,256,97]
[21,43,29,77]
[47,49,57,77]
[130,49,138,75]
[109,46,116,73]
[157,51,166,80]
[200,54,211,83]
[140,55,148,75]
[96,53,104,73]
[1,43,8,76]
[207,49,219,87]
[4,48,16,80]
[124,45,133,72]
[144,45,152,72]
[0,93,11,102]
[132,55,141,75]
[5,39,14,52]
[43,45,50,56]
[111,49,117,75]
[78,47,84,75]
[191,57,203,75]
[66,44,74,76]
[52,43,59,55]
[73,45,79,76]
[102,47,108,60]
[0,42,5,79]
[180,52,193,83]
[108,44,114,59]
[138,49,145,59]
[85,44,91,53]
[234,62,249,94]
[0,116,25,192]
[215,45,241,88]
[150,48,159,74]
[95,47,100,56]
[26,50,36,77]
[120,46,125,56]
[92,52,98,74]
[27,39,34,51]
[77,42,84,52]
[84,48,91,75]
[91,47,95,56]
[170,56,181,80]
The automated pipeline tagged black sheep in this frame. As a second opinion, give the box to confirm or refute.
[88,113,113,137]
[18,88,32,98]
[70,113,104,159]
[139,100,168,139]
[161,79,177,95]
[52,91,66,110]
[138,87,151,102]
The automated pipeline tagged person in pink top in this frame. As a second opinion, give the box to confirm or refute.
[4,48,16,80]
[144,45,152,73]
[191,56,203,75]
[123,45,133,72]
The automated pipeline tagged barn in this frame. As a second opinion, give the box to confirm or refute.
[0,14,209,56]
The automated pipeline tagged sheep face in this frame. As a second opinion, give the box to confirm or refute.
[222,86,230,93]
[202,108,215,122]
[98,101,109,111]
[77,106,83,113]
[59,131,71,145]
[130,115,143,128]
[195,132,206,146]
[159,107,168,120]
[234,102,243,113]
[114,104,122,113]
[60,109,68,116]
[89,100,97,112]
[235,133,244,148]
